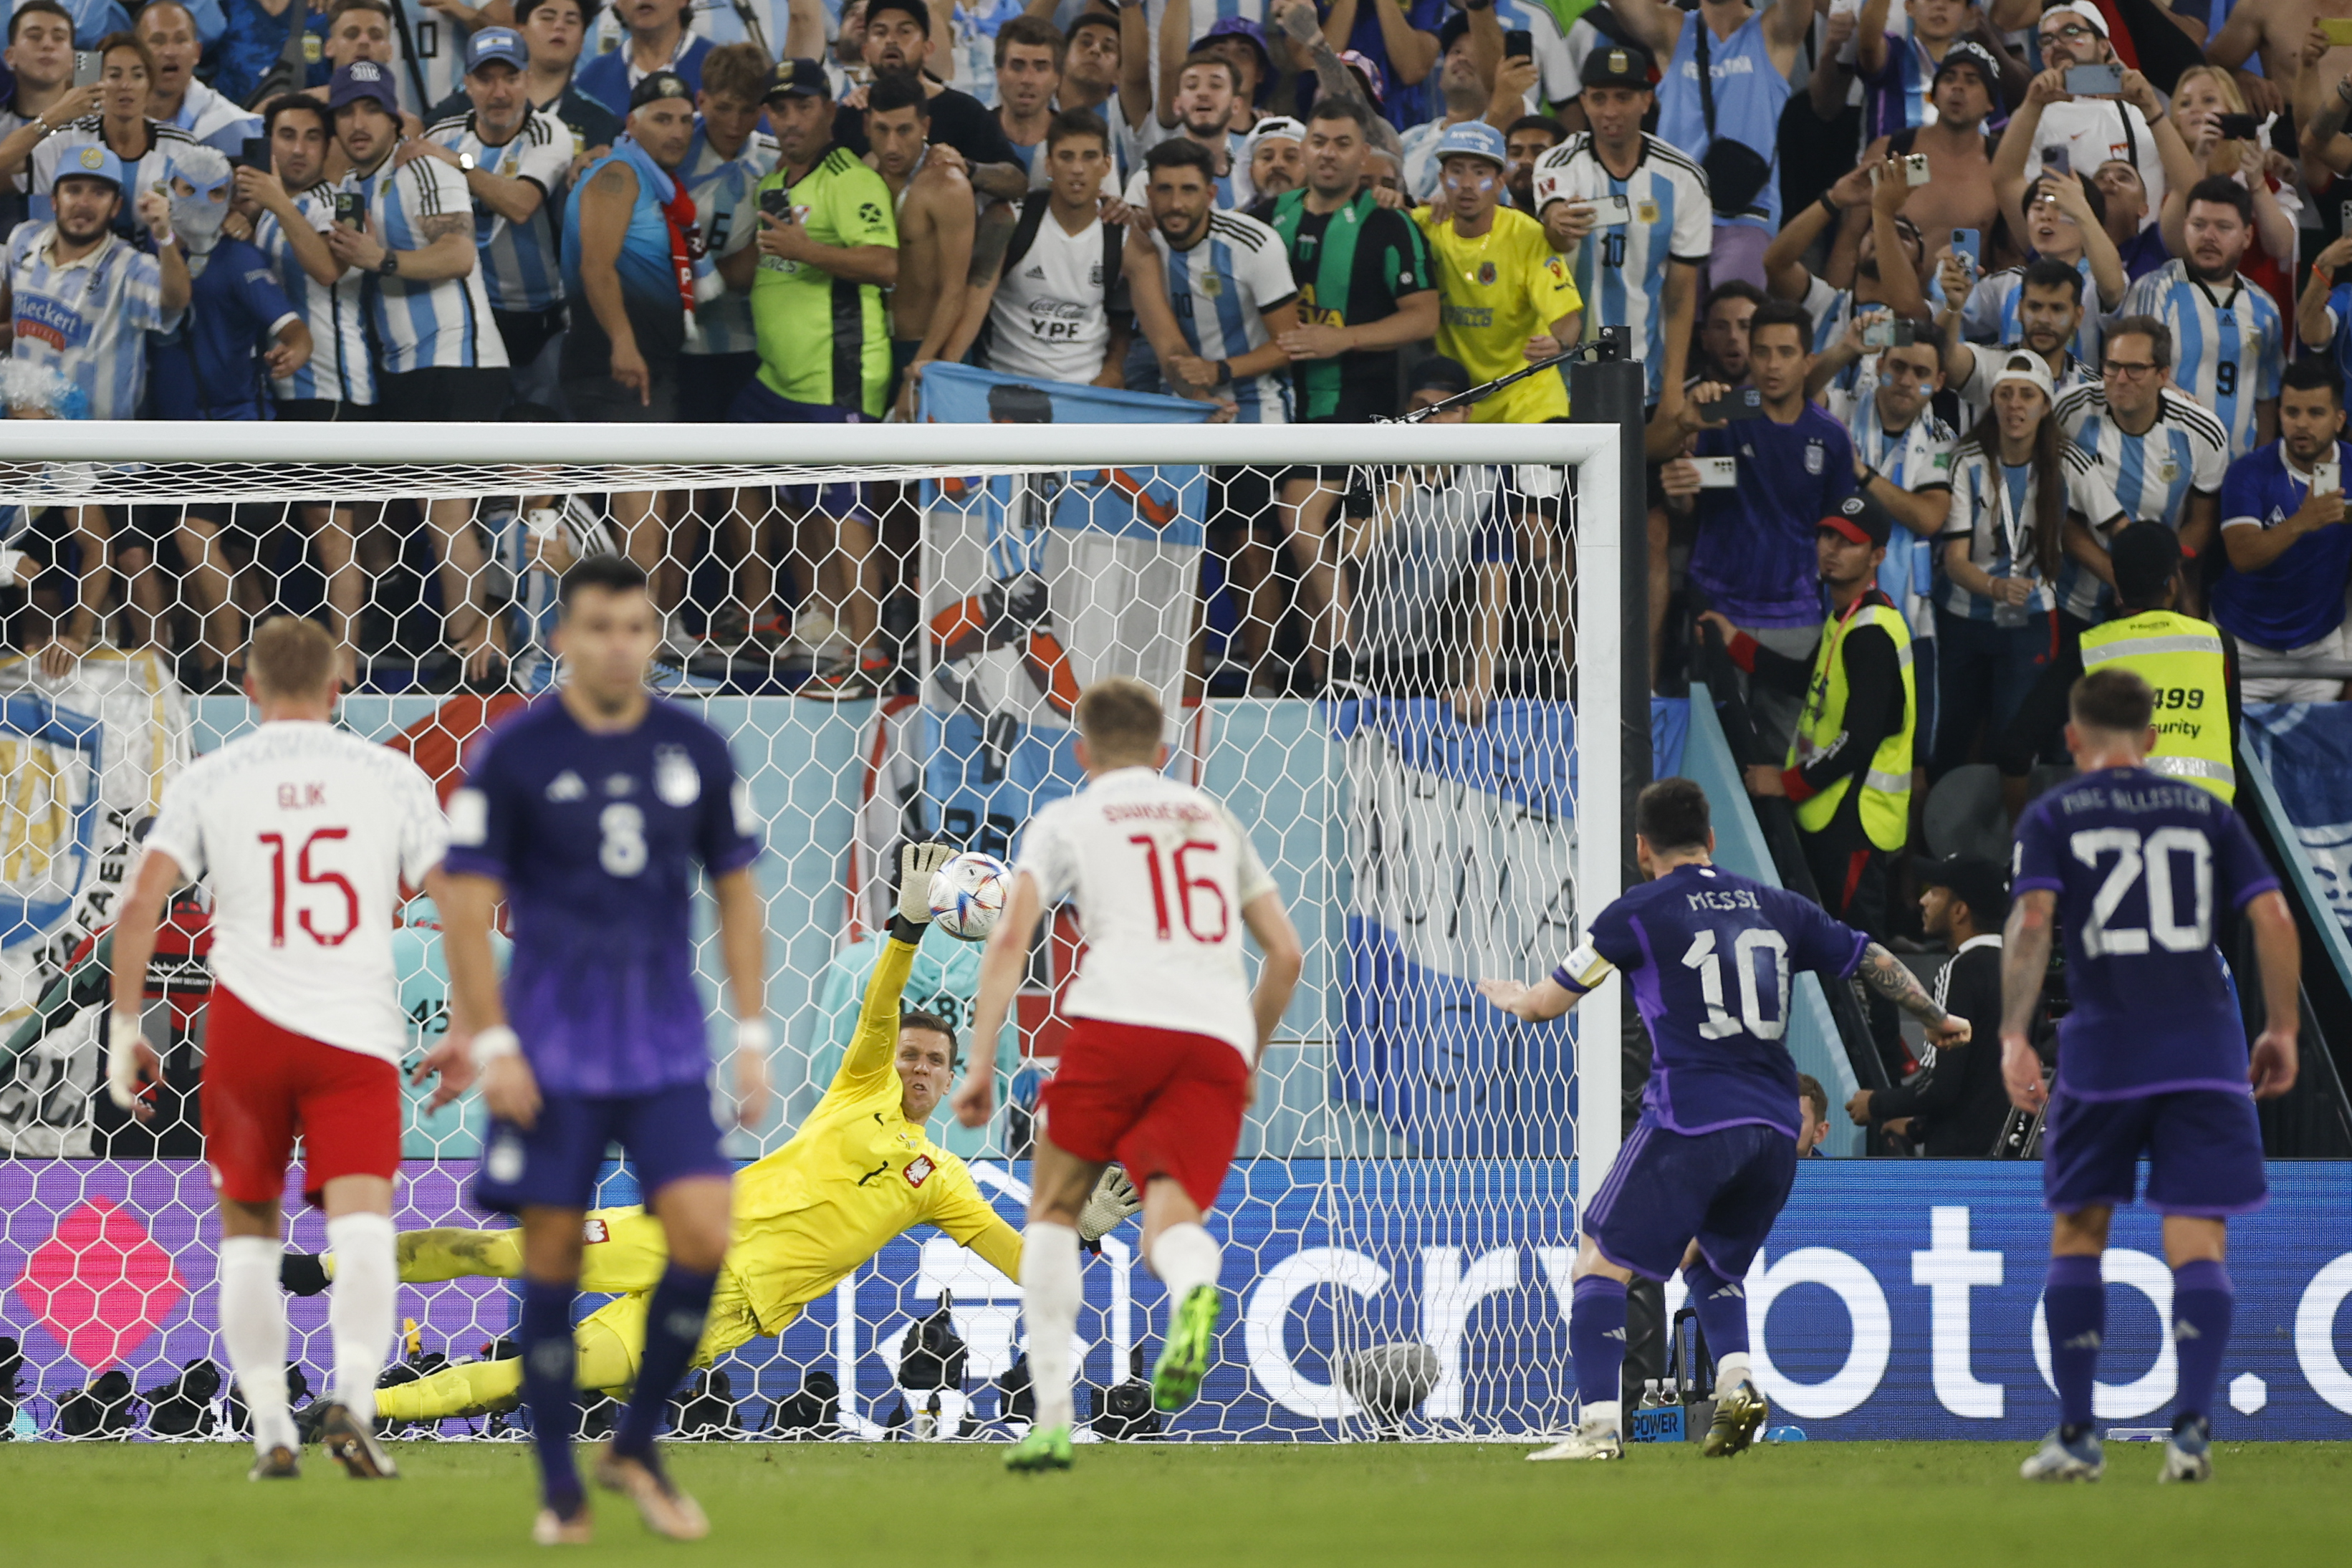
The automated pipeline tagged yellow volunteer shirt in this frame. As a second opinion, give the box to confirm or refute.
[1413,204,1581,423]
[726,935,1022,1332]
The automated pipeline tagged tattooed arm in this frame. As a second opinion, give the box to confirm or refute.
[1998,890,2055,1112]
[1857,941,1971,1049]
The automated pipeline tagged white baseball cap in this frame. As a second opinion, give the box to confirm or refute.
[2040,2,2111,39]
[1990,351,2055,403]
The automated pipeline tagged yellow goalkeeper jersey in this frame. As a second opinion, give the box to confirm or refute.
[726,935,1022,1332]
[1411,204,1580,424]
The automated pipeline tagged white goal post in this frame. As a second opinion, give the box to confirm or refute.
[0,418,1628,1441]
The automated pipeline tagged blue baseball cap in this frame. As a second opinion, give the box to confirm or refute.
[1204,15,1271,73]
[328,59,400,113]
[466,27,529,74]
[54,143,124,196]
[1436,120,1507,170]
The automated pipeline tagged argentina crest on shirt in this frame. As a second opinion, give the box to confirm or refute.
[1805,441,1825,475]
[654,745,701,807]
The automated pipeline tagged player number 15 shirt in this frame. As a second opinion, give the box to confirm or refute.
[446,697,762,1097]
[141,721,450,1064]
[1015,766,1276,1061]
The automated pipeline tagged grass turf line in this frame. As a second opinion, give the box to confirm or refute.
[1,1440,2347,1567]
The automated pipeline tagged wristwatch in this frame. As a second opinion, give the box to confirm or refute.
[458,151,477,172]
[379,250,400,275]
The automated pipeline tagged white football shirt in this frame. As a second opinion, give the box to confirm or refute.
[1016,766,1278,1059]
[141,721,450,1063]
[983,212,1113,385]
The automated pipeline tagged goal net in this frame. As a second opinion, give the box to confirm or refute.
[0,411,1625,1444]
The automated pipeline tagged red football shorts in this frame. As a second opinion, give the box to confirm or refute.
[1040,1018,1249,1212]
[201,984,400,1206]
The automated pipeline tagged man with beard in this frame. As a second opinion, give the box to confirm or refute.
[1125,135,1299,421]
[1763,150,1926,403]
[2211,358,2352,703]
[1937,256,2098,418]
[1971,172,2121,369]
[833,0,1023,199]
[138,0,261,158]
[2022,5,2176,222]
[1123,49,1250,209]
[2119,177,2283,461]
[1,147,185,673]
[417,29,579,409]
[1500,113,1559,213]
[1688,278,1760,390]
[1536,42,1707,411]
[1397,14,1517,203]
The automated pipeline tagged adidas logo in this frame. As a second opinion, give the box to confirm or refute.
[1603,1327,1626,1342]
[1024,264,1046,278]
[546,769,586,802]
[1708,1283,1744,1300]
[2060,1331,2103,1351]
[2174,1321,2203,1342]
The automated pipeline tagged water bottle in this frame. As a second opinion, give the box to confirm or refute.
[1765,1424,1808,1443]
[1638,1380,1664,1410]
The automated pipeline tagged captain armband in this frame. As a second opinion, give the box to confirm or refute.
[1552,943,1614,996]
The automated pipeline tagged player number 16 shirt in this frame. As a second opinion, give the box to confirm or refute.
[1015,766,1277,1061]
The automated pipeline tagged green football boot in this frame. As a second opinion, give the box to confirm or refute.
[1004,1423,1074,1473]
[1151,1284,1222,1412]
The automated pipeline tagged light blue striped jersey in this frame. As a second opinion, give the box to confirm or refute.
[1841,393,1954,636]
[1799,274,1865,395]
[1657,9,1788,231]
[29,117,203,229]
[251,182,377,405]
[1936,438,2122,622]
[4,223,177,419]
[679,122,777,357]
[339,151,509,374]
[1957,259,2104,366]
[1148,208,1298,423]
[1532,133,1710,405]
[2117,260,2283,459]
[163,79,264,159]
[2050,383,2229,620]
[424,107,575,314]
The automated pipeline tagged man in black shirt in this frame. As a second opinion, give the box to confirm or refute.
[832,0,1026,200]
[1848,856,2012,1156]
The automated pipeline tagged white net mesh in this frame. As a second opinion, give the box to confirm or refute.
[0,425,1618,1444]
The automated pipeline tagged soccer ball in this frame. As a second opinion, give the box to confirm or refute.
[928,851,1012,942]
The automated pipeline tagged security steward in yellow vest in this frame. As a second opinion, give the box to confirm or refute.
[1700,491,1916,930]
[1997,520,2240,804]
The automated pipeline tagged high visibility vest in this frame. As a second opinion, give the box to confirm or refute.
[2078,609,2235,803]
[1790,594,1915,851]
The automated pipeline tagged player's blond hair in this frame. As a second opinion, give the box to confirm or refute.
[249,615,338,701]
[1075,676,1164,765]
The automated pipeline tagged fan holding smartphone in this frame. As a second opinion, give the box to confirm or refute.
[1529,42,1708,405]
[2015,6,2174,221]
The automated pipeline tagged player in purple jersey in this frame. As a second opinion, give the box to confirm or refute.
[1482,778,1967,1461]
[2000,667,2300,1486]
[418,554,769,1545]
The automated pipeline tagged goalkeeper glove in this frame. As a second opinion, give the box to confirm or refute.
[1076,1168,1142,1255]
[893,841,957,941]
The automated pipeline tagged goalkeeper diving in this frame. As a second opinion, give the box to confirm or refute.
[286,844,1139,1424]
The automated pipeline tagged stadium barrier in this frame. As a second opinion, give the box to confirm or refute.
[3,1156,2348,1442]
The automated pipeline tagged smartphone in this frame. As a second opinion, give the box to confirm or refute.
[236,136,270,173]
[2065,63,2122,97]
[333,191,364,229]
[1950,227,1981,274]
[1504,28,1533,59]
[2215,112,2260,140]
[1588,193,1633,226]
[1701,386,1765,422]
[759,186,793,222]
[2040,143,2071,178]
[72,50,100,88]
[1904,153,1931,187]
[2315,461,2342,496]
[1693,457,1739,489]
[2323,17,2352,43]
[1861,319,1917,350]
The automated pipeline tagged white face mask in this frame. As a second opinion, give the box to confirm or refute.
[170,170,233,266]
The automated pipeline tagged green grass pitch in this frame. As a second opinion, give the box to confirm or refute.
[2,1440,2348,1567]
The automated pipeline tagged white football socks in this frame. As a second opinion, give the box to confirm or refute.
[325,1213,397,1423]
[1148,1222,1221,1324]
[1019,1221,1082,1433]
[218,1235,297,1456]
[1715,1352,1754,1393]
